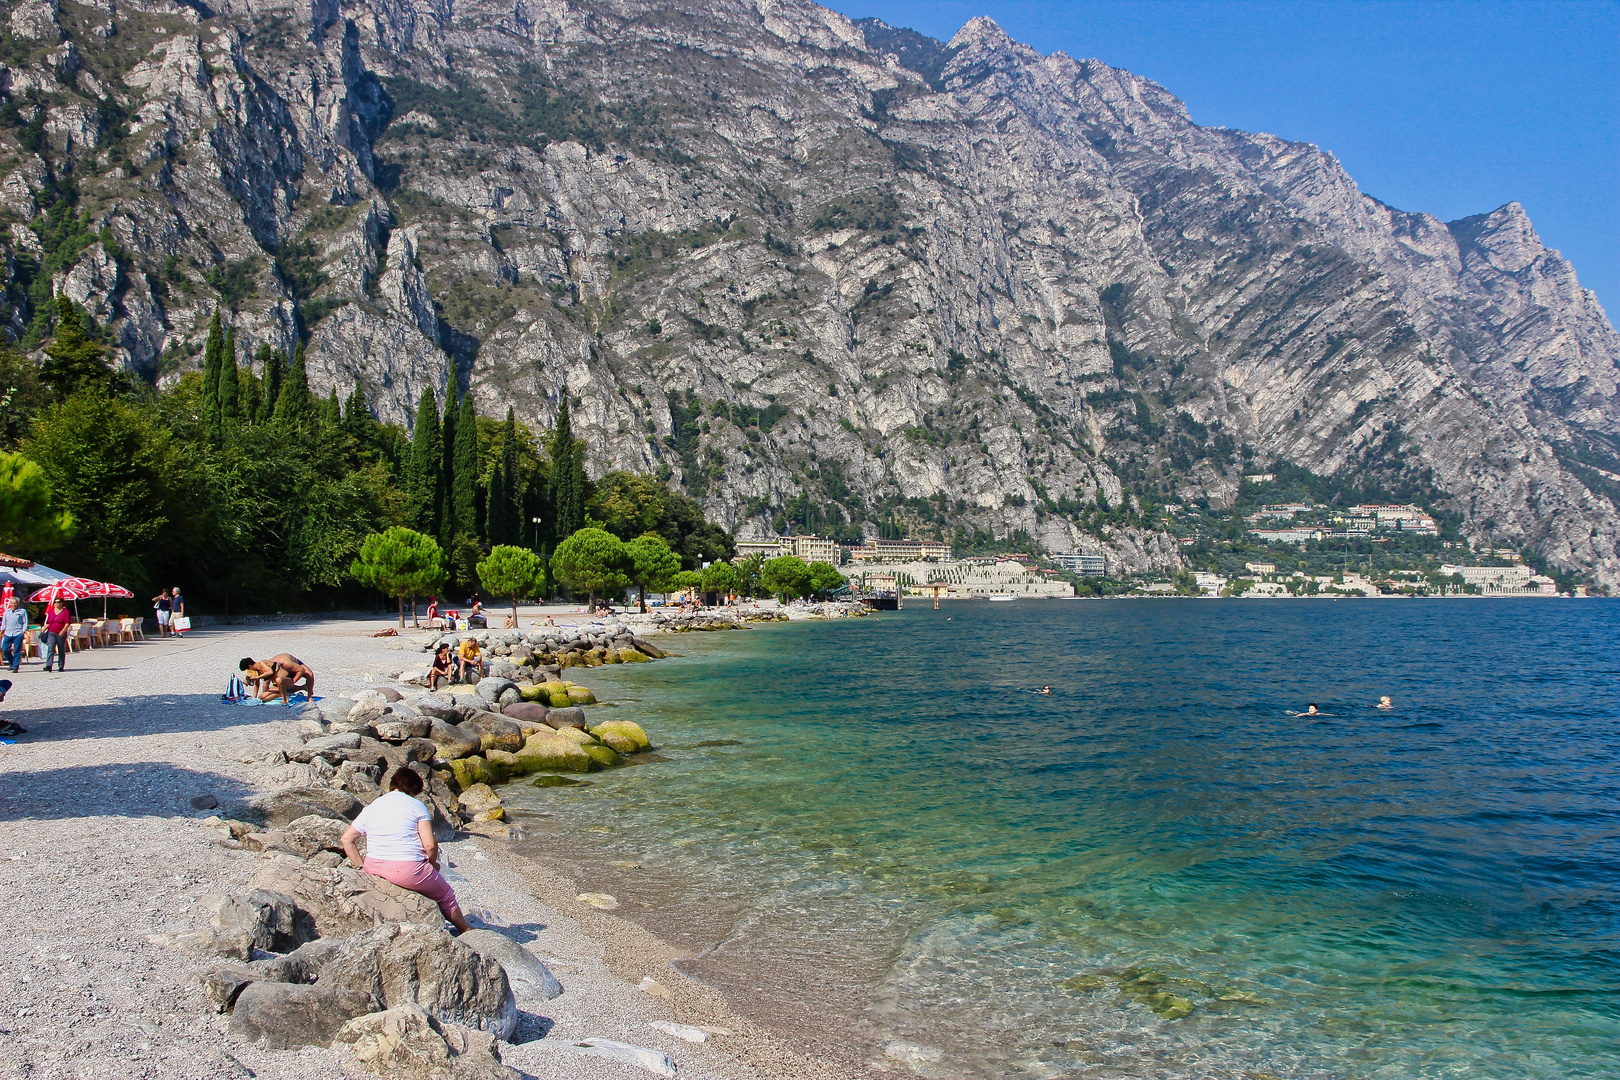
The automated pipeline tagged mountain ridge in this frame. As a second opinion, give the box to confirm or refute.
[2,0,1617,582]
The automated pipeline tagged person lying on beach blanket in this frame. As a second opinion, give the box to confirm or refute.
[240,654,316,704]
[341,768,471,934]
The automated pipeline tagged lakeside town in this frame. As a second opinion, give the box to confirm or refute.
[738,498,1581,600]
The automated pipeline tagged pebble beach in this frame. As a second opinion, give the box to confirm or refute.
[0,607,866,1080]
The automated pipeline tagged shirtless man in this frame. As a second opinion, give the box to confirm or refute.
[239,654,316,704]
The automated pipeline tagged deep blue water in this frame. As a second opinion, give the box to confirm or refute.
[508,600,1620,1078]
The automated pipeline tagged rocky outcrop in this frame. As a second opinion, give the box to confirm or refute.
[3,0,1616,580]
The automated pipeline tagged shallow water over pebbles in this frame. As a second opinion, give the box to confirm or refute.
[508,600,1620,1078]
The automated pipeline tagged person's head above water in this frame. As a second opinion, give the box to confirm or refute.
[1306,703,1319,714]
[1378,695,1393,707]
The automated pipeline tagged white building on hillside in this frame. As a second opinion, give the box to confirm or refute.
[734,535,843,564]
[1440,564,1559,596]
[1049,552,1108,576]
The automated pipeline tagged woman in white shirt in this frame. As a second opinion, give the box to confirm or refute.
[340,768,472,933]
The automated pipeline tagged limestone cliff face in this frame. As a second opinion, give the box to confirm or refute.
[3,0,1617,581]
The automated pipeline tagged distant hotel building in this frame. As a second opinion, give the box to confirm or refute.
[846,538,953,562]
[1048,552,1108,576]
[734,534,843,565]
[1248,527,1324,544]
[1347,504,1439,535]
[1439,564,1559,595]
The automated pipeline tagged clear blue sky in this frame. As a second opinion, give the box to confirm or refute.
[822,0,1620,312]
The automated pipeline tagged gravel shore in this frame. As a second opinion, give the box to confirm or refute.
[0,613,855,1080]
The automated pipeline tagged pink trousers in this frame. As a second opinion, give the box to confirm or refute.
[364,858,463,920]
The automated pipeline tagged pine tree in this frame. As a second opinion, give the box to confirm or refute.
[40,297,114,398]
[550,393,585,542]
[274,342,310,424]
[453,393,480,542]
[200,310,224,435]
[408,387,442,535]
[218,327,239,428]
[259,345,283,423]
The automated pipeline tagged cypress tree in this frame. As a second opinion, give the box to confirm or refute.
[342,382,372,446]
[408,387,442,534]
[500,405,520,544]
[241,361,260,423]
[453,392,480,543]
[549,393,585,541]
[218,327,239,427]
[439,395,459,550]
[274,343,310,423]
[487,458,509,545]
[200,310,224,434]
[321,386,342,429]
[259,346,283,422]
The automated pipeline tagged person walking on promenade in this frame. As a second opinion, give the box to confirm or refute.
[340,768,471,934]
[170,587,187,636]
[1,597,26,673]
[41,598,70,672]
[152,589,171,637]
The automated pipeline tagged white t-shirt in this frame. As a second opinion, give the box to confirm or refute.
[352,790,430,862]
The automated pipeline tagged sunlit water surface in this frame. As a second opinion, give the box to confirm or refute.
[507,600,1620,1079]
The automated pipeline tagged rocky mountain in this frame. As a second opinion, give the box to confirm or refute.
[4,0,1618,582]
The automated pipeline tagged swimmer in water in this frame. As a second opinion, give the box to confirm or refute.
[1040,685,1052,695]
[1376,695,1393,709]
[1305,703,1319,716]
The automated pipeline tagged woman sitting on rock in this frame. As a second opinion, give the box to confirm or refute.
[427,643,454,690]
[341,768,471,934]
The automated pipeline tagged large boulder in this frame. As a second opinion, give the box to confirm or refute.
[334,1004,518,1080]
[474,678,516,704]
[566,685,597,705]
[244,814,350,860]
[515,734,593,774]
[429,720,481,761]
[544,706,586,730]
[409,695,461,722]
[464,715,523,754]
[581,744,622,768]
[456,930,562,1001]
[305,733,364,753]
[517,684,550,703]
[244,786,364,828]
[375,716,432,742]
[319,922,518,1040]
[448,756,495,791]
[248,854,443,938]
[175,889,315,959]
[544,725,597,747]
[228,982,379,1049]
[320,698,359,726]
[590,720,650,752]
[457,784,502,816]
[501,701,548,725]
[375,686,404,702]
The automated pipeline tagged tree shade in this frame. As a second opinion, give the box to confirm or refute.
[350,526,447,627]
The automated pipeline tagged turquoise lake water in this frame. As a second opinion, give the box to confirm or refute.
[507,600,1620,1078]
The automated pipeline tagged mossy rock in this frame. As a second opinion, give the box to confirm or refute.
[603,648,621,664]
[1142,992,1195,1020]
[471,806,505,823]
[546,726,599,747]
[533,775,590,787]
[597,731,638,755]
[547,690,573,709]
[515,735,594,773]
[582,743,622,768]
[618,648,649,663]
[519,683,550,703]
[590,719,650,752]
[581,653,603,667]
[484,748,523,779]
[1060,975,1109,993]
[566,686,597,706]
[449,756,494,791]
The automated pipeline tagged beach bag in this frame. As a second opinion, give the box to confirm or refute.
[173,615,192,631]
[223,674,247,702]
